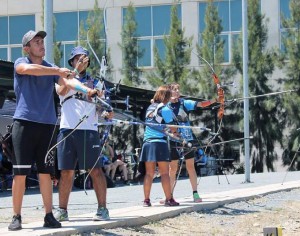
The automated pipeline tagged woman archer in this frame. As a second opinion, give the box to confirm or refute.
[167,82,217,203]
[139,85,180,207]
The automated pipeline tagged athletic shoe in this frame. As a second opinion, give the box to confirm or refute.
[54,208,69,222]
[93,207,110,221]
[8,214,22,231]
[43,212,62,228]
[159,196,178,205]
[165,198,180,206]
[143,199,152,207]
[193,192,203,203]
[124,180,131,185]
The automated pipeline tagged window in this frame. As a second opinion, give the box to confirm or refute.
[216,1,230,31]
[55,12,78,41]
[220,34,229,62]
[153,5,180,36]
[0,15,34,61]
[280,0,291,21]
[230,0,243,31]
[11,47,23,62]
[135,7,151,37]
[54,10,105,66]
[280,0,291,52]
[137,40,151,67]
[123,4,181,67]
[0,48,7,60]
[59,43,75,68]
[0,17,8,45]
[79,10,105,39]
[79,11,89,33]
[199,0,242,63]
[9,15,35,44]
[154,39,166,61]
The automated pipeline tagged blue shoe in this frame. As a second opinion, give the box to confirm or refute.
[93,207,110,221]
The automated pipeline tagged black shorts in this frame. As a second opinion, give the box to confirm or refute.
[12,119,56,175]
[170,140,197,161]
[57,129,102,170]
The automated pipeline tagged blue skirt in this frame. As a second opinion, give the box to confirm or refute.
[140,141,170,162]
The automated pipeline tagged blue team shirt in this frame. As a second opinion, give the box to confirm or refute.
[143,104,173,142]
[168,99,197,141]
[13,57,59,124]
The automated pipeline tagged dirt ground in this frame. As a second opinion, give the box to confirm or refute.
[74,188,300,236]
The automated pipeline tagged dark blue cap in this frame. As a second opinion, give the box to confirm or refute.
[68,46,89,67]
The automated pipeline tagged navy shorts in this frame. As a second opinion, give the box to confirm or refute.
[140,141,170,162]
[57,129,102,170]
[170,140,197,161]
[12,119,56,175]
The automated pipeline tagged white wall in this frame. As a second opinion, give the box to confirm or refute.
[0,0,283,82]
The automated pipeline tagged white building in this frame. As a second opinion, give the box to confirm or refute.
[0,0,291,83]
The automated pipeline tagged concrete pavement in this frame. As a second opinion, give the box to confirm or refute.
[0,171,299,236]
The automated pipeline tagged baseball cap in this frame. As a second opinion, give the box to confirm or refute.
[22,30,47,47]
[68,46,90,67]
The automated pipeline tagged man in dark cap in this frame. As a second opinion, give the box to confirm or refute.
[9,30,96,231]
[54,46,113,222]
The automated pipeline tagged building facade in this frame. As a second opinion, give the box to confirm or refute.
[0,0,291,83]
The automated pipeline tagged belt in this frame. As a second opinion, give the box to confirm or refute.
[61,93,82,106]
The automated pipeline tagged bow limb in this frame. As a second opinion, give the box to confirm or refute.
[99,0,108,80]
[87,32,101,67]
[194,54,226,157]
[193,52,225,120]
[212,72,225,120]
[87,0,108,82]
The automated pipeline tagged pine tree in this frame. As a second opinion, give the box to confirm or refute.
[233,0,282,172]
[147,3,194,95]
[112,3,144,152]
[119,3,143,86]
[279,0,300,170]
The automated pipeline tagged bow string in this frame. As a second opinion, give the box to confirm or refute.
[81,0,112,194]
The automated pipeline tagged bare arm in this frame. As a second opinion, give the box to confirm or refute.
[196,98,217,108]
[16,63,72,78]
[55,83,70,96]
[57,77,97,97]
